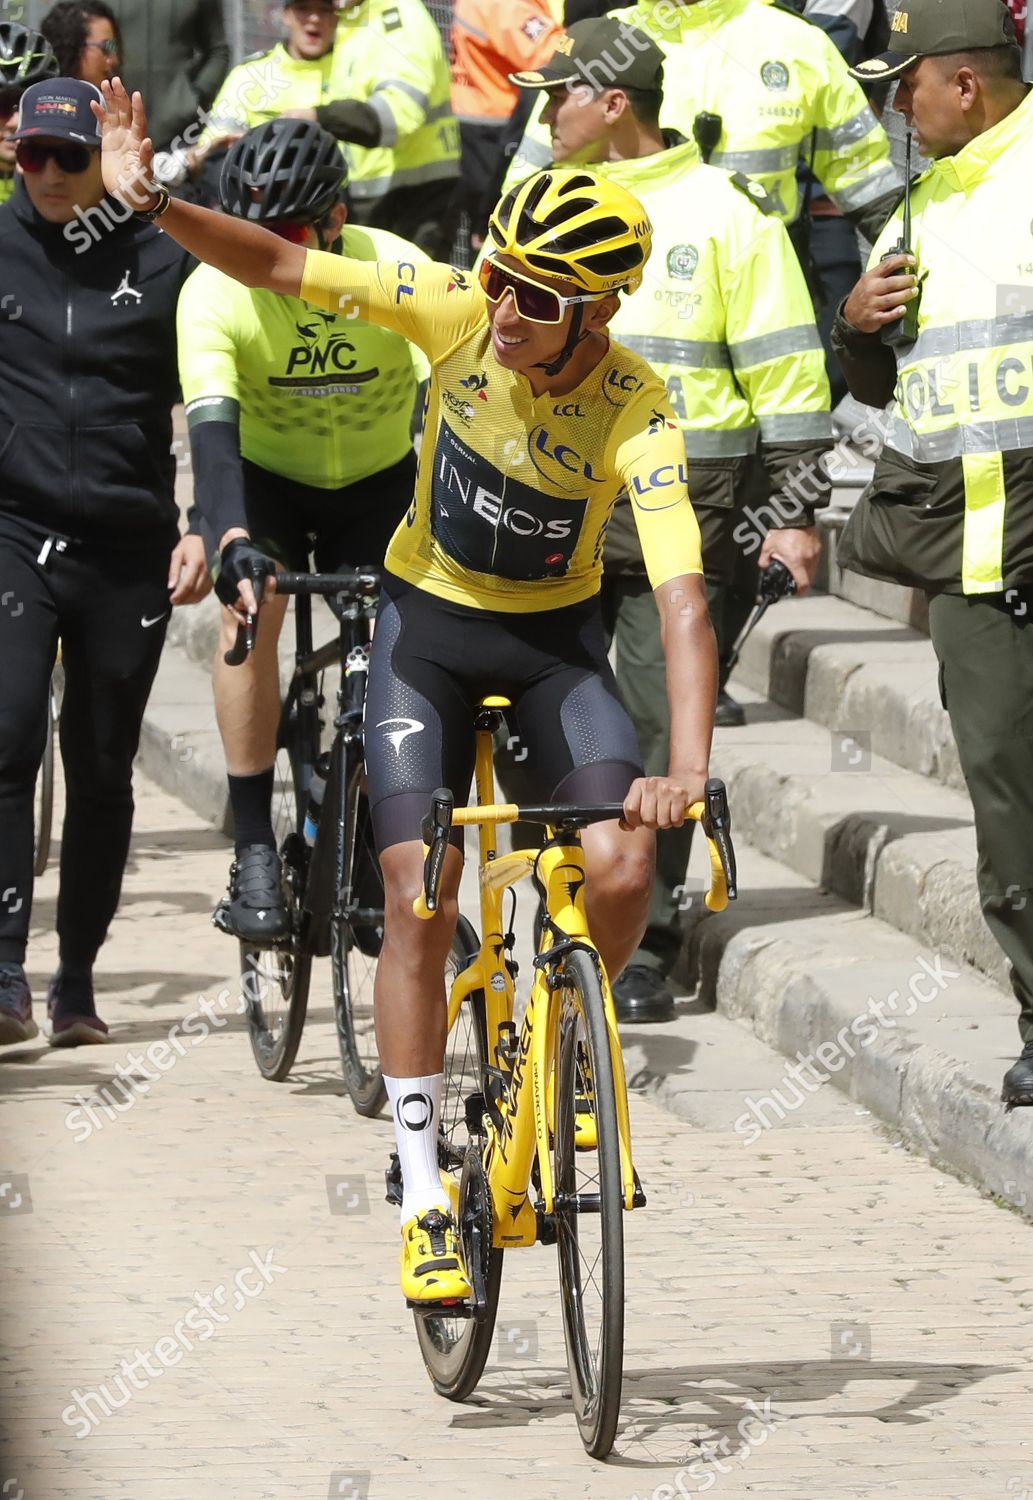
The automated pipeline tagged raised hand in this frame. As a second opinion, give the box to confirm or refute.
[90,77,158,211]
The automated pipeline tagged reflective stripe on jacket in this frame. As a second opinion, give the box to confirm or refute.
[330,0,459,199]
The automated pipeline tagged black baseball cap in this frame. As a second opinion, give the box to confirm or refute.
[13,76,102,144]
[510,17,664,93]
[851,0,1017,81]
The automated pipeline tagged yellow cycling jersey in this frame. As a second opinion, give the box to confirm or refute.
[299,253,704,612]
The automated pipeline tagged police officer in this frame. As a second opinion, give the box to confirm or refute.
[284,0,461,259]
[834,0,1033,1105]
[509,18,833,1020]
[505,0,901,252]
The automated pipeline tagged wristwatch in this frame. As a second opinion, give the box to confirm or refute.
[135,187,172,222]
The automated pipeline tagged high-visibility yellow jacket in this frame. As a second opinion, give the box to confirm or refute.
[506,0,899,233]
[588,138,832,566]
[836,87,1033,596]
[0,174,14,207]
[200,43,336,145]
[329,0,459,204]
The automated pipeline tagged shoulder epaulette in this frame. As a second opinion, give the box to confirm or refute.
[728,171,776,214]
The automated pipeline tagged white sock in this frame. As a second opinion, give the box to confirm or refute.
[385,1074,448,1224]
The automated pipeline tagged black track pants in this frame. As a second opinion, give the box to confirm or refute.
[0,516,171,967]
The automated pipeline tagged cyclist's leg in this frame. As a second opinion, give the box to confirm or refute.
[510,605,653,982]
[365,577,477,1298]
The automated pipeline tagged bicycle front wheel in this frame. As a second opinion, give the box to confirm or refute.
[242,727,312,1081]
[333,754,386,1116]
[415,915,503,1400]
[553,947,624,1458]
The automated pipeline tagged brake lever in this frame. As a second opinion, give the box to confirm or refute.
[222,559,272,667]
[418,787,455,916]
[701,777,738,901]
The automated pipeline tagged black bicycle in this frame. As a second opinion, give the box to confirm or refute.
[215,570,387,1111]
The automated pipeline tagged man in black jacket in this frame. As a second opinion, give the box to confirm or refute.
[0,77,207,1048]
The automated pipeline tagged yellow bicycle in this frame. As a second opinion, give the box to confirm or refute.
[402,696,736,1457]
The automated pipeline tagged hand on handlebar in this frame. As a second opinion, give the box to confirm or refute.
[621,773,708,831]
[214,536,279,623]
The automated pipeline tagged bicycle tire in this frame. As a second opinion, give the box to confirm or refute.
[415,914,503,1400]
[32,682,56,878]
[242,721,312,1082]
[333,752,386,1116]
[553,947,624,1458]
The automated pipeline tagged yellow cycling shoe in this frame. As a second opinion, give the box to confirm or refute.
[401,1207,473,1308]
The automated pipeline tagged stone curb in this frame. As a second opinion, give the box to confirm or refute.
[683,902,1033,1220]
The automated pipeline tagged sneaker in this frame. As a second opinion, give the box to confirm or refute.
[400,1207,472,1307]
[714,689,746,728]
[46,966,109,1048]
[613,964,675,1025]
[1002,1039,1033,1108]
[224,844,288,943]
[0,963,38,1045]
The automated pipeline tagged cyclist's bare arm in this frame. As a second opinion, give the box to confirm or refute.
[95,80,306,297]
[622,573,717,831]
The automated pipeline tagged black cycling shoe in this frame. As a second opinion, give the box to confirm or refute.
[613,964,675,1024]
[714,689,746,728]
[1002,1040,1033,1108]
[224,843,288,943]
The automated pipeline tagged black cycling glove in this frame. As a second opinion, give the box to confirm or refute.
[213,537,278,608]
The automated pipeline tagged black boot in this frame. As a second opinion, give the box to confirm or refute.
[1002,1039,1033,1107]
[714,689,746,728]
[613,964,675,1024]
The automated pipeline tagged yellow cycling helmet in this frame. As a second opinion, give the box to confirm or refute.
[487,168,652,296]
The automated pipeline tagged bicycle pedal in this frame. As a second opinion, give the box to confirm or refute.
[210,901,233,936]
[406,1296,473,1317]
[384,1151,403,1207]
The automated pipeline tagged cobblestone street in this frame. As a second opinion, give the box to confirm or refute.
[2,773,1031,1499]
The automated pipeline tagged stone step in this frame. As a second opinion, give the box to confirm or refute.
[731,587,962,792]
[675,836,1033,1218]
[710,683,1005,994]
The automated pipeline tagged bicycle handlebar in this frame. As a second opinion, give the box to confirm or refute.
[223,568,381,667]
[412,776,738,920]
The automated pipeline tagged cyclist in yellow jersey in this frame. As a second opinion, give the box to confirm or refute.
[97,78,716,1308]
[0,24,59,206]
[177,119,430,942]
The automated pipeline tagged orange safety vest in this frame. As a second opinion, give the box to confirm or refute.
[451,0,563,124]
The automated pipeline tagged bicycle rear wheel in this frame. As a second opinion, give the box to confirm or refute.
[553,947,624,1458]
[242,725,312,1081]
[415,915,503,1400]
[332,753,386,1116]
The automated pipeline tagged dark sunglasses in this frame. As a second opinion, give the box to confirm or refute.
[15,140,95,174]
[477,257,605,325]
[82,37,120,56]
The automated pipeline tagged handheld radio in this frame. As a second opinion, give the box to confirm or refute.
[881,130,920,349]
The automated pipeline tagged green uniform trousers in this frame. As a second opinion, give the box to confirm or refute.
[928,589,1033,1043]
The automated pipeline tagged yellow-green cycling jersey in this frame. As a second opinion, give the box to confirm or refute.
[507,0,898,230]
[178,224,430,490]
[330,0,459,203]
[0,173,15,207]
[201,43,335,145]
[299,253,704,613]
[593,140,831,460]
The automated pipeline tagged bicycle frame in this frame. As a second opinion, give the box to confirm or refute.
[444,706,640,1250]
